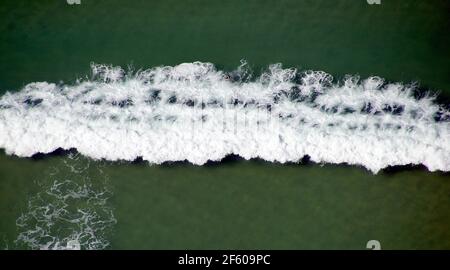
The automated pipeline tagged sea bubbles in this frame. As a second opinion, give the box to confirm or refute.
[14,154,116,250]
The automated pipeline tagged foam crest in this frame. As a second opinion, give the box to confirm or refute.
[0,62,448,173]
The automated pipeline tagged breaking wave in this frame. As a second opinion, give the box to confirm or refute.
[15,154,116,250]
[0,61,449,173]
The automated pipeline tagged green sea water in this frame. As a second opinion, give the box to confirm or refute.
[0,0,449,249]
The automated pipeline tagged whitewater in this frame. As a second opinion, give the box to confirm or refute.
[0,61,449,173]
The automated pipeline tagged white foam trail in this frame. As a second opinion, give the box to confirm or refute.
[15,154,116,250]
[0,61,449,173]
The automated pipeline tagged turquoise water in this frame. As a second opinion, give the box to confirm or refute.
[0,0,449,249]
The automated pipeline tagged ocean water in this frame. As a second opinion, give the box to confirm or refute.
[0,0,449,249]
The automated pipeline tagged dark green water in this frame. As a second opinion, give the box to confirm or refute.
[0,0,449,249]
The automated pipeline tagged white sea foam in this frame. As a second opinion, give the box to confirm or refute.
[0,61,449,173]
[15,154,116,250]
